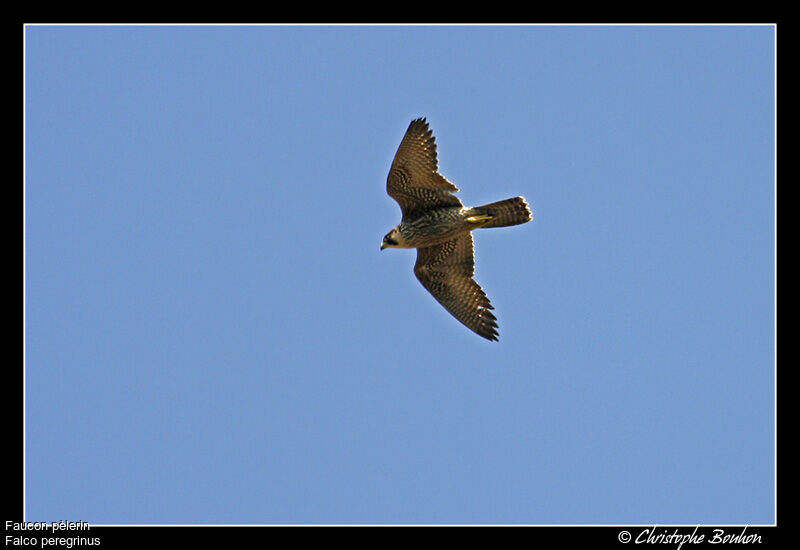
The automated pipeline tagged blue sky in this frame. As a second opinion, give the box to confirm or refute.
[24,25,775,525]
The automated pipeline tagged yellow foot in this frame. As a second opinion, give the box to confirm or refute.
[466,214,493,227]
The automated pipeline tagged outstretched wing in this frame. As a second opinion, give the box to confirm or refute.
[413,233,499,341]
[387,118,463,217]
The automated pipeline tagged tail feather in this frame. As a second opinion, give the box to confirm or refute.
[473,196,532,228]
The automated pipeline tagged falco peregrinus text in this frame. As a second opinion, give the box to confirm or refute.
[381,118,533,341]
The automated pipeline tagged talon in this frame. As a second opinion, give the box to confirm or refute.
[466,215,493,227]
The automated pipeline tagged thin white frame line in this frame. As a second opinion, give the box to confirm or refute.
[21,22,778,528]
[21,23,777,26]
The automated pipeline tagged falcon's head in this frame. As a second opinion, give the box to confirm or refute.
[381,227,405,250]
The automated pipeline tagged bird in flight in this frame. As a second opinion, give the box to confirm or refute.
[381,118,533,341]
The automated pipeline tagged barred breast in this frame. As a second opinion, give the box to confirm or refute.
[399,207,471,248]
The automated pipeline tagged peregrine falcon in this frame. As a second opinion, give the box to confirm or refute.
[381,118,533,341]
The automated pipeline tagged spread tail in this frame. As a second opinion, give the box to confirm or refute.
[472,196,532,228]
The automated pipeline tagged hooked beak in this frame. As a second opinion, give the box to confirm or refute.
[380,243,386,251]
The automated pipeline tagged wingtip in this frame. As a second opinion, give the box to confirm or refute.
[479,310,499,341]
[409,117,429,130]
